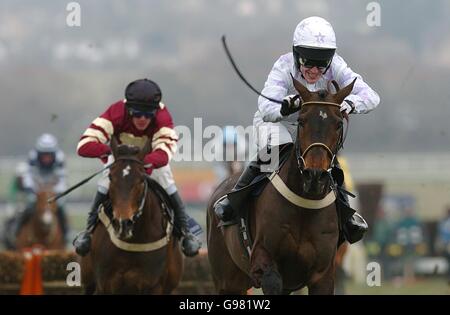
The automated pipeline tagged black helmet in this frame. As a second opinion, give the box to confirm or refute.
[125,78,162,112]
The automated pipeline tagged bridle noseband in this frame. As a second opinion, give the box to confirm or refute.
[295,101,349,173]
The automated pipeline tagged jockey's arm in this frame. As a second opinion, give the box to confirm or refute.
[144,106,178,169]
[51,150,67,194]
[258,55,291,123]
[76,103,117,160]
[53,166,67,194]
[332,54,380,114]
[21,164,35,194]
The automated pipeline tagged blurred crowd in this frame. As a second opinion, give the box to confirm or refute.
[364,202,450,283]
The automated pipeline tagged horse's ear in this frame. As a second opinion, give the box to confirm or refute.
[330,80,340,93]
[138,138,152,161]
[110,136,119,158]
[290,73,311,101]
[334,78,357,104]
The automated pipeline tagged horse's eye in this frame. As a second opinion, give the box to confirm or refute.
[298,119,305,127]
[337,121,344,129]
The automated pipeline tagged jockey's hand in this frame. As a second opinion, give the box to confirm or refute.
[100,154,109,164]
[340,99,355,114]
[280,94,301,116]
[97,144,112,164]
[144,163,153,176]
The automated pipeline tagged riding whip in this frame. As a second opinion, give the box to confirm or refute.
[47,164,112,203]
[221,35,284,105]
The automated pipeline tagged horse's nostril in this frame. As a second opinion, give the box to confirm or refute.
[319,171,330,182]
[303,169,312,180]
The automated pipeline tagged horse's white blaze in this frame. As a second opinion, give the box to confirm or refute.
[42,210,53,225]
[122,165,131,177]
[319,110,328,120]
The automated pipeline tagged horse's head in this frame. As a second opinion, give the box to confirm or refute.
[109,137,151,240]
[291,75,356,198]
[35,184,58,233]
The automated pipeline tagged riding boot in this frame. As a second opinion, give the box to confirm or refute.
[333,162,369,244]
[169,191,201,257]
[56,206,69,245]
[214,160,260,222]
[73,191,107,256]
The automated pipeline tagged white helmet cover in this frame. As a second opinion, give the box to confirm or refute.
[35,133,58,153]
[293,16,337,49]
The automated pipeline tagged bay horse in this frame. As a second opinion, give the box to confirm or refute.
[207,77,356,295]
[16,185,64,250]
[81,138,183,294]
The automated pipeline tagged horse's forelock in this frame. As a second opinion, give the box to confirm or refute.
[317,89,328,100]
[117,144,140,157]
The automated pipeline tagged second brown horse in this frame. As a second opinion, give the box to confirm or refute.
[207,77,356,295]
[81,139,183,294]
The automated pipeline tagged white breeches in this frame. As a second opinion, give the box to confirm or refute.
[97,156,177,195]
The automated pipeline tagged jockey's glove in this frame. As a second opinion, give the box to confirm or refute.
[144,163,153,176]
[340,99,355,114]
[100,154,109,164]
[280,94,301,116]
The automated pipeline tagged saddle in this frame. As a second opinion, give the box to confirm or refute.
[227,143,294,217]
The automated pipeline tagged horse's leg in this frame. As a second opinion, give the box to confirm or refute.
[163,240,183,294]
[218,288,248,295]
[15,222,31,249]
[81,255,96,295]
[207,210,250,294]
[250,244,283,295]
[84,283,96,295]
[307,266,336,295]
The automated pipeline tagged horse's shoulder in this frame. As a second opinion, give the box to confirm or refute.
[145,177,170,204]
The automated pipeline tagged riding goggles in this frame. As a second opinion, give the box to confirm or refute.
[128,107,156,119]
[298,57,332,73]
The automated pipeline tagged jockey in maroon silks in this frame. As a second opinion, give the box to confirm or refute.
[73,78,201,257]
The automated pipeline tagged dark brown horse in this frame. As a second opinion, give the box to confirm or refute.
[207,77,356,295]
[16,185,64,250]
[81,139,183,294]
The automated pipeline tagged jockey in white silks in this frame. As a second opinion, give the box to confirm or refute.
[10,134,69,245]
[215,16,380,244]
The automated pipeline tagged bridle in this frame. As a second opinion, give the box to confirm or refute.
[112,156,148,224]
[294,101,349,173]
